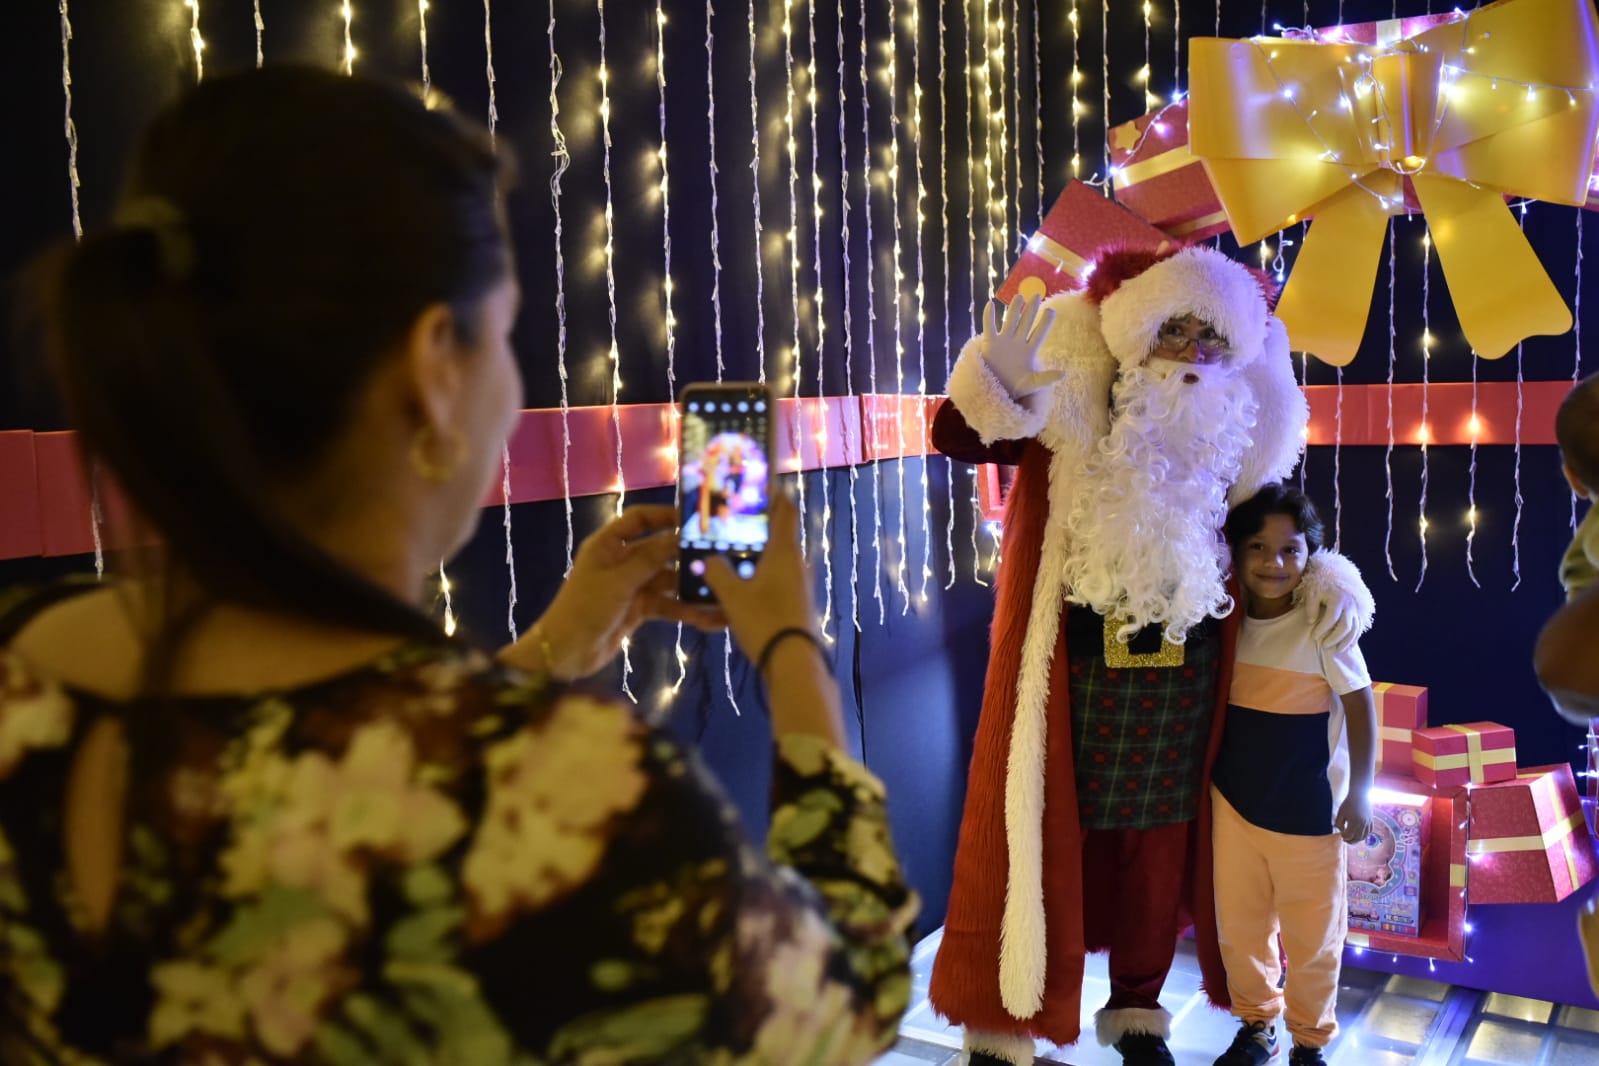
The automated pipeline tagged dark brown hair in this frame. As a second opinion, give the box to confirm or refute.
[1225,481,1327,556]
[1557,370,1599,491]
[40,66,513,773]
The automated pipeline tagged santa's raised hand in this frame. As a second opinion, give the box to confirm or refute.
[979,294,1062,400]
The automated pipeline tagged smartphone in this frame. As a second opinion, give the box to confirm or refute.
[677,382,775,604]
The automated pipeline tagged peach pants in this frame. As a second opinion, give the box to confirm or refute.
[1211,787,1347,1049]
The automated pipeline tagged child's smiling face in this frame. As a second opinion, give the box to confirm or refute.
[1238,513,1309,616]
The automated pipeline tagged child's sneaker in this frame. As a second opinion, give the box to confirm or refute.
[1212,1019,1279,1065]
[1288,1047,1327,1066]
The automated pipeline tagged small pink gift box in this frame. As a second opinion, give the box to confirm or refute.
[1411,722,1517,788]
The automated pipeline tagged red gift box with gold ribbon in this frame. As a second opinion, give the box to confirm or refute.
[1466,764,1599,904]
[1372,682,1428,775]
[997,179,1174,305]
[1107,98,1233,243]
[1411,722,1517,788]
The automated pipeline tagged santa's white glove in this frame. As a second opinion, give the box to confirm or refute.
[1294,550,1375,653]
[979,294,1062,400]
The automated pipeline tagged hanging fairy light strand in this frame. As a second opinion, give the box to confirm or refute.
[1466,348,1481,588]
[596,0,634,700]
[254,1,264,67]
[1032,0,1042,219]
[1384,218,1398,581]
[982,2,1004,291]
[60,0,101,578]
[1173,0,1182,99]
[782,0,806,555]
[861,0,886,622]
[1575,211,1585,531]
[966,0,987,587]
[912,1,934,603]
[418,0,430,96]
[58,2,81,248]
[658,2,689,698]
[1140,1,1152,109]
[1007,0,1023,257]
[838,0,863,630]
[185,0,204,83]
[482,0,516,642]
[484,1,498,131]
[341,1,355,75]
[1416,226,1432,592]
[1512,203,1529,590]
[748,0,769,388]
[1070,2,1082,177]
[707,1,739,710]
[808,0,835,640]
[1101,0,1111,185]
[940,0,958,590]
[887,0,912,614]
[548,0,574,575]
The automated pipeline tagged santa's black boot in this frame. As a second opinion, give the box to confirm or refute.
[1099,1008,1176,1066]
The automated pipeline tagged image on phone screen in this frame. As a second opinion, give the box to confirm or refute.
[678,389,771,603]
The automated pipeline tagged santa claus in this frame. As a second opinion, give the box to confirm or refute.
[929,246,1372,1066]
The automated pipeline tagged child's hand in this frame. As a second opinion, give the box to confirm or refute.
[1335,793,1373,846]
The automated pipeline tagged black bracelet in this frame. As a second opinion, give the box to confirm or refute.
[755,626,826,677]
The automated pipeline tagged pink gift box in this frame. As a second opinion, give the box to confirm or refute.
[1107,98,1232,242]
[1411,722,1517,788]
[997,180,1173,305]
[1466,764,1599,904]
[1373,683,1429,775]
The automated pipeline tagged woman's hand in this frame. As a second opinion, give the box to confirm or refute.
[702,493,818,664]
[502,504,721,681]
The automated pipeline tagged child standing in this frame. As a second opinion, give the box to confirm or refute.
[1209,484,1377,1066]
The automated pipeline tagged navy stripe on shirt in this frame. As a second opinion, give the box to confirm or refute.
[1212,704,1335,836]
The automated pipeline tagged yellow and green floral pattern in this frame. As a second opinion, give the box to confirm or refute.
[0,638,916,1064]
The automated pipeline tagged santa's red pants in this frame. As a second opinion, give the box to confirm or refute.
[1079,819,1193,1012]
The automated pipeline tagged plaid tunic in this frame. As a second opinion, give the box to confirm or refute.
[1067,607,1221,831]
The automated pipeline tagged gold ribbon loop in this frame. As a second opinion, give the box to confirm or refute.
[1189,0,1599,364]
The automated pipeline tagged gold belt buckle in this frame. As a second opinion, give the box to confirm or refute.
[1102,614,1185,668]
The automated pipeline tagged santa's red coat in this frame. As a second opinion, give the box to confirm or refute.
[927,399,1236,1046]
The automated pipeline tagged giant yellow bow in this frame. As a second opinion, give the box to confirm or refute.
[1188,0,1599,365]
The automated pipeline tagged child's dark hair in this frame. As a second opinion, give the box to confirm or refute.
[1556,371,1599,491]
[1225,482,1326,554]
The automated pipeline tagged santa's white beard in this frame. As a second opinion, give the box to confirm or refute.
[1061,363,1258,642]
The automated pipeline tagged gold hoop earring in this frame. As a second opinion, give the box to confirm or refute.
[410,425,465,483]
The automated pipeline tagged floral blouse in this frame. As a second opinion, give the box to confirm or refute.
[0,627,917,1063]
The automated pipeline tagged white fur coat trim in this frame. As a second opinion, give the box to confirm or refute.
[963,1030,1038,1065]
[1095,1006,1174,1045]
[946,337,1050,445]
[1294,548,1377,637]
[1229,317,1309,506]
[997,439,1082,1018]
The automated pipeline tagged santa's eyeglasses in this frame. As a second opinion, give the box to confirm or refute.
[1155,316,1228,354]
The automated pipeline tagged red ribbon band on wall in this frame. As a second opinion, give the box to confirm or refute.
[0,382,1569,561]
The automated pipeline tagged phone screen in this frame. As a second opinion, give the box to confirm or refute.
[678,384,773,603]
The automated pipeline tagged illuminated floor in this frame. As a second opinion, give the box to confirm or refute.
[878,928,1599,1066]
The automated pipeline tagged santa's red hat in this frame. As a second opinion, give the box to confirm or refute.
[1086,245,1277,372]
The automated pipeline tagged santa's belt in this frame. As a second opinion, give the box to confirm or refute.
[1066,605,1217,668]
